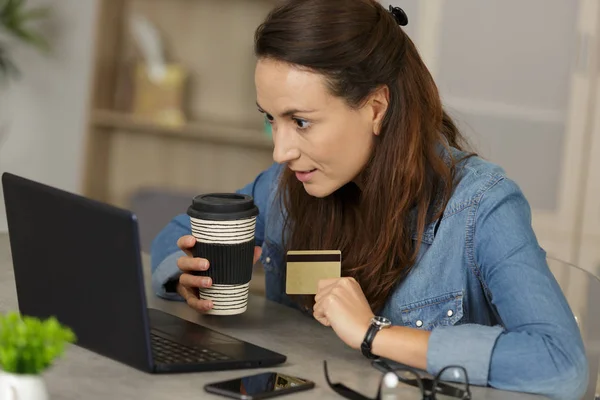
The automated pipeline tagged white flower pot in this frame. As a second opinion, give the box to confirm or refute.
[0,370,49,400]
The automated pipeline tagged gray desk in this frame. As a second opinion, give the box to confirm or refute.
[0,233,543,399]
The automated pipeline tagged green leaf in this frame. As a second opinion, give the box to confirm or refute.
[20,6,49,21]
[0,0,50,51]
[0,312,77,374]
[0,0,50,82]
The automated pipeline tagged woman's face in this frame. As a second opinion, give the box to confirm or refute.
[255,58,387,198]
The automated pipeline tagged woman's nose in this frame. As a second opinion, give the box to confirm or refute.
[272,127,300,164]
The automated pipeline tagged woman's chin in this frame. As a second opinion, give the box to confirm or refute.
[302,181,336,198]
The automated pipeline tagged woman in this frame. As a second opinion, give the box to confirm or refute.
[150,1,588,398]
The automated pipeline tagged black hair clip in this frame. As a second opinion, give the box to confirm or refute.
[388,5,408,26]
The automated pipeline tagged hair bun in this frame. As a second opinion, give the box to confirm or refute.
[388,5,408,26]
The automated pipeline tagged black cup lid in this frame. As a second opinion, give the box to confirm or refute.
[187,193,259,221]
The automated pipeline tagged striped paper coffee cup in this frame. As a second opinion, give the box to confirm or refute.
[187,193,259,315]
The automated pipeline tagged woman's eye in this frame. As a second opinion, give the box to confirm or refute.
[264,114,274,124]
[294,118,311,130]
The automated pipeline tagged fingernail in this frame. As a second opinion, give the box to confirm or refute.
[202,277,212,287]
[198,259,208,269]
[207,301,213,309]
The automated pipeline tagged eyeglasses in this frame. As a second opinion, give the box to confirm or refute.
[323,360,471,400]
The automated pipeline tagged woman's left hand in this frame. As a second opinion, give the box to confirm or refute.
[313,277,375,349]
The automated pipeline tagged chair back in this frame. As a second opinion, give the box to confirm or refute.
[548,257,600,400]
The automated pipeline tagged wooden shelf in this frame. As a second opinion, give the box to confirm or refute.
[92,110,273,150]
[82,0,277,206]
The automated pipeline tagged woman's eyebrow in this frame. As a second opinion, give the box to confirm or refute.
[256,102,316,117]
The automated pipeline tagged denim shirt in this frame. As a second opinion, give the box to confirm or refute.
[150,148,588,399]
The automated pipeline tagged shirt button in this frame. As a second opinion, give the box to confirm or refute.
[265,257,271,264]
[447,310,454,317]
[415,320,423,327]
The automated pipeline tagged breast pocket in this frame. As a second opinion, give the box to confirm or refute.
[400,291,464,331]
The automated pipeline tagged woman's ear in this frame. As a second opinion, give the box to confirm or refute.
[369,85,389,136]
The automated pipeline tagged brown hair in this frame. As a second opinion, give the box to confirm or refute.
[254,0,472,313]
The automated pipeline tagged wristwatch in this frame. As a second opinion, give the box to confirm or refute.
[361,316,392,359]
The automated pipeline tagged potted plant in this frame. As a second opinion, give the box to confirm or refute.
[0,0,50,148]
[0,312,76,400]
[0,0,49,82]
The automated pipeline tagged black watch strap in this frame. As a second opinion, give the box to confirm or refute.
[360,323,380,359]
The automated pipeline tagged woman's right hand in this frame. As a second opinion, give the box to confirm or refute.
[175,235,262,313]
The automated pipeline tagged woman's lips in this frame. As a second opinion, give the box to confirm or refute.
[295,169,317,182]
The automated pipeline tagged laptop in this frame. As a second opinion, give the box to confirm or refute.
[1,172,287,373]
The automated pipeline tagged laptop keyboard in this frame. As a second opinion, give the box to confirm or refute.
[151,332,232,364]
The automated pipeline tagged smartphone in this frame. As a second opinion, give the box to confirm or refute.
[204,371,315,400]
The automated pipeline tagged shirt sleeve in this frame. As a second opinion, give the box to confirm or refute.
[150,162,282,300]
[426,177,588,400]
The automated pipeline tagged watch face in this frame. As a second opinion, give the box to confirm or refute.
[372,316,392,328]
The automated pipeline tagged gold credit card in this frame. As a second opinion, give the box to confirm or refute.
[286,250,341,295]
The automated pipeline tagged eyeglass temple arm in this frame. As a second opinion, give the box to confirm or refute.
[433,366,472,399]
[323,361,333,385]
